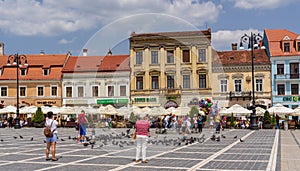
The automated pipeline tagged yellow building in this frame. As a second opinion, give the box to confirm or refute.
[129,29,213,108]
[212,47,271,108]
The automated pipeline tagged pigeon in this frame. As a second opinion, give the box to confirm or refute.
[233,135,237,139]
[240,139,244,142]
[19,135,23,139]
[1,139,3,142]
[119,144,124,148]
[30,137,34,141]
[13,136,17,139]
[61,138,66,141]
[210,135,216,141]
[68,136,71,139]
[91,144,94,149]
[221,134,226,138]
[83,142,89,147]
[215,136,220,142]
[43,140,46,143]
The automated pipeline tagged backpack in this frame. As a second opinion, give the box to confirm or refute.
[44,120,55,138]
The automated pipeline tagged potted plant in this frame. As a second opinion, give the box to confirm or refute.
[128,112,136,128]
[32,107,45,128]
[263,110,273,129]
[271,114,276,128]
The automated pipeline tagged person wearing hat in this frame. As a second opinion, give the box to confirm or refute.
[135,114,150,163]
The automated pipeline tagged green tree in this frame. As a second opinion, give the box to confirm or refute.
[32,107,44,123]
[189,106,199,118]
[271,114,276,125]
[129,112,137,124]
[263,110,271,124]
[230,113,235,127]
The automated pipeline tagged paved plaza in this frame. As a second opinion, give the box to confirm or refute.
[0,127,299,171]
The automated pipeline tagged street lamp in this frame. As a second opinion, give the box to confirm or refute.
[7,54,28,129]
[240,32,263,130]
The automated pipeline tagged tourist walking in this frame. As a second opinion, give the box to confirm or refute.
[45,111,59,161]
[135,114,150,163]
[78,110,88,143]
[8,115,13,128]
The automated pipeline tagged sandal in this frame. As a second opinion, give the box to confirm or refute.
[45,158,51,161]
[52,158,59,161]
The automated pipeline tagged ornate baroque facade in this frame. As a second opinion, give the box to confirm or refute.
[129,29,213,108]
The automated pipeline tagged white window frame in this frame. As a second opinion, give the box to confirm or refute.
[36,85,44,97]
[50,85,58,97]
[234,79,242,93]
[43,69,50,76]
[255,79,263,92]
[19,86,27,97]
[119,85,127,96]
[77,86,85,97]
[107,85,115,97]
[65,86,73,98]
[220,79,227,93]
[0,86,8,97]
[91,85,99,97]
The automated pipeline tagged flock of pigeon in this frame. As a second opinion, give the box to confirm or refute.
[210,134,244,142]
[0,128,245,149]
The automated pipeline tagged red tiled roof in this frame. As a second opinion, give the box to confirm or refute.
[264,29,300,57]
[62,54,130,73]
[130,28,211,38]
[213,49,270,66]
[0,54,67,80]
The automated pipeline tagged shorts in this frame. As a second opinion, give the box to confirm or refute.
[46,133,57,143]
[79,124,87,136]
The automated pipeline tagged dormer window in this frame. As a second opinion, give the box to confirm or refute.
[43,69,49,76]
[20,69,26,76]
[284,42,290,52]
[297,41,300,52]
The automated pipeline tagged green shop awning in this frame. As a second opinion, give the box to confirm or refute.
[97,98,129,104]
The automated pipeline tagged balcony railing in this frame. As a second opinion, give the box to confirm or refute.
[275,74,300,80]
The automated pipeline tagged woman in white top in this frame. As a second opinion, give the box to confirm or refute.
[45,111,59,161]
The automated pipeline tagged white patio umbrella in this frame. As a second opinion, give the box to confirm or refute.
[171,107,191,116]
[219,104,252,116]
[42,106,61,114]
[267,103,294,116]
[148,107,168,116]
[59,106,77,114]
[19,105,37,114]
[99,105,119,115]
[0,105,17,114]
[255,107,266,116]
[287,106,300,117]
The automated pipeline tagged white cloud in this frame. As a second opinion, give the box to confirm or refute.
[212,29,263,51]
[0,0,222,36]
[231,0,298,9]
[58,38,76,44]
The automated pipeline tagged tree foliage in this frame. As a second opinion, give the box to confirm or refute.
[129,112,137,124]
[189,106,199,118]
[263,110,271,124]
[32,107,44,123]
[230,113,235,127]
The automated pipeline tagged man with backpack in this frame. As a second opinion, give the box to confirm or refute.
[78,110,88,143]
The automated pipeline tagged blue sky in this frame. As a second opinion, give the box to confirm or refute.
[0,0,300,56]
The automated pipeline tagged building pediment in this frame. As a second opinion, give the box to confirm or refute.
[232,73,244,79]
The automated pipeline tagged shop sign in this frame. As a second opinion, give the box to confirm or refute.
[283,96,300,102]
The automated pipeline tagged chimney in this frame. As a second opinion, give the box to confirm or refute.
[40,50,45,55]
[231,43,238,50]
[107,48,112,56]
[82,48,88,56]
[0,42,4,56]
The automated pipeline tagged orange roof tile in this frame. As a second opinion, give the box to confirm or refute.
[264,29,300,57]
[62,55,130,73]
[213,49,270,66]
[0,54,67,80]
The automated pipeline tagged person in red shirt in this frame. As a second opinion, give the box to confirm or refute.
[135,114,150,163]
[77,110,87,143]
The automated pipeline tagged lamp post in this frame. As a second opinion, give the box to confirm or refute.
[7,54,28,129]
[240,32,263,130]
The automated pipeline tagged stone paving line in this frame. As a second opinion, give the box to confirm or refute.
[0,127,288,171]
[280,130,300,171]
